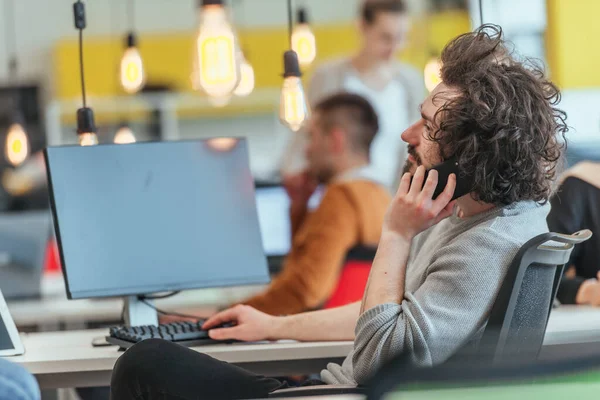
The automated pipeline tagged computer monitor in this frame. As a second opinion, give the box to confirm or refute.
[0,210,52,300]
[44,139,270,325]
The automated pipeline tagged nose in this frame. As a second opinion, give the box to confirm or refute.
[401,120,423,146]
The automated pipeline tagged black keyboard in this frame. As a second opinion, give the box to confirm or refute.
[106,321,231,349]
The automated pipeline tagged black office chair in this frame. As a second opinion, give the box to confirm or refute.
[465,229,592,364]
[268,230,592,398]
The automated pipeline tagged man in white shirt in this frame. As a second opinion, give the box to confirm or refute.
[283,0,426,191]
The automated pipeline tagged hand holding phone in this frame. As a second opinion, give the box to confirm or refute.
[384,166,458,240]
[410,157,474,201]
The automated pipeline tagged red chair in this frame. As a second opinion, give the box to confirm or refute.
[324,259,372,309]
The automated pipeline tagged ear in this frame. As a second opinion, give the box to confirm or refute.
[329,127,347,154]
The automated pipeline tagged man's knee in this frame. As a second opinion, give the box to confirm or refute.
[0,359,40,400]
[111,338,186,398]
[112,338,165,381]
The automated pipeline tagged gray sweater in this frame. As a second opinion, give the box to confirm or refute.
[321,201,551,385]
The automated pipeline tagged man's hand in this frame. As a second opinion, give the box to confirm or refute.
[576,272,600,306]
[283,171,318,208]
[202,305,280,342]
[384,166,457,241]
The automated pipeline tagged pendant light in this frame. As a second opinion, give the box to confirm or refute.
[232,0,254,97]
[120,0,146,94]
[279,0,309,132]
[291,7,316,67]
[3,0,29,167]
[234,52,255,97]
[73,1,98,146]
[423,56,441,92]
[192,0,240,99]
[114,123,136,144]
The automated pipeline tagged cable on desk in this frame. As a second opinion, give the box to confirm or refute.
[138,298,204,320]
[139,291,181,300]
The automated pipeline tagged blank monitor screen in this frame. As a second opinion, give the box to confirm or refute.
[255,186,292,257]
[254,185,324,257]
[44,139,270,299]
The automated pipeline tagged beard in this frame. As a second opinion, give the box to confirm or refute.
[402,145,422,175]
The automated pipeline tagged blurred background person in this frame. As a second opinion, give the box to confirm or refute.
[548,161,600,306]
[281,0,425,192]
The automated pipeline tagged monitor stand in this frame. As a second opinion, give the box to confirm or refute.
[123,296,159,327]
[93,297,159,348]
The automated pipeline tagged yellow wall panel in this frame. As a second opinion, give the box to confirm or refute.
[546,0,600,89]
[54,11,470,122]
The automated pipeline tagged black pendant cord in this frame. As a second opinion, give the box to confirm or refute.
[4,0,17,79]
[78,27,86,106]
[75,0,87,107]
[4,0,22,114]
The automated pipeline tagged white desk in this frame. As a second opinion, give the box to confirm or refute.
[544,305,600,345]
[5,305,600,389]
[10,329,351,389]
[7,274,265,327]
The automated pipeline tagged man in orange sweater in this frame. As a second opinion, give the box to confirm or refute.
[241,93,391,315]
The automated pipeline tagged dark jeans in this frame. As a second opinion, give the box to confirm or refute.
[110,339,323,400]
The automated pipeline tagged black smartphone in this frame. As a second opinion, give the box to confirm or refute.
[410,157,474,201]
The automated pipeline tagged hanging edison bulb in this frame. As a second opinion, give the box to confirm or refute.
[77,108,98,146]
[120,33,146,94]
[279,50,309,132]
[291,8,316,67]
[5,121,29,167]
[424,57,442,92]
[234,52,255,97]
[193,0,240,98]
[206,137,238,152]
[114,124,136,144]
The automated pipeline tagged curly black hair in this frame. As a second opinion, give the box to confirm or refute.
[431,24,567,206]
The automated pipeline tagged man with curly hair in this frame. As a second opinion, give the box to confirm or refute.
[110,24,567,400]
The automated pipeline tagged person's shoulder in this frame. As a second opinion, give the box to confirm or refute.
[391,61,423,79]
[390,61,425,99]
[468,202,550,247]
[561,162,600,190]
[331,179,390,196]
[311,57,350,78]
[320,180,390,208]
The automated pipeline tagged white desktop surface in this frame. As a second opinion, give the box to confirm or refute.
[2,305,598,389]
[544,305,600,345]
[7,274,265,327]
[9,329,351,389]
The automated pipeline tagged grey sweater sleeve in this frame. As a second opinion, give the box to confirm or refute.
[350,228,523,384]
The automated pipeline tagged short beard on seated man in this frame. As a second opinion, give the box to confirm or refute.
[110,23,567,400]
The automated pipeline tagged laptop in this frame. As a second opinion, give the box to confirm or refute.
[0,211,52,300]
[0,289,24,356]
